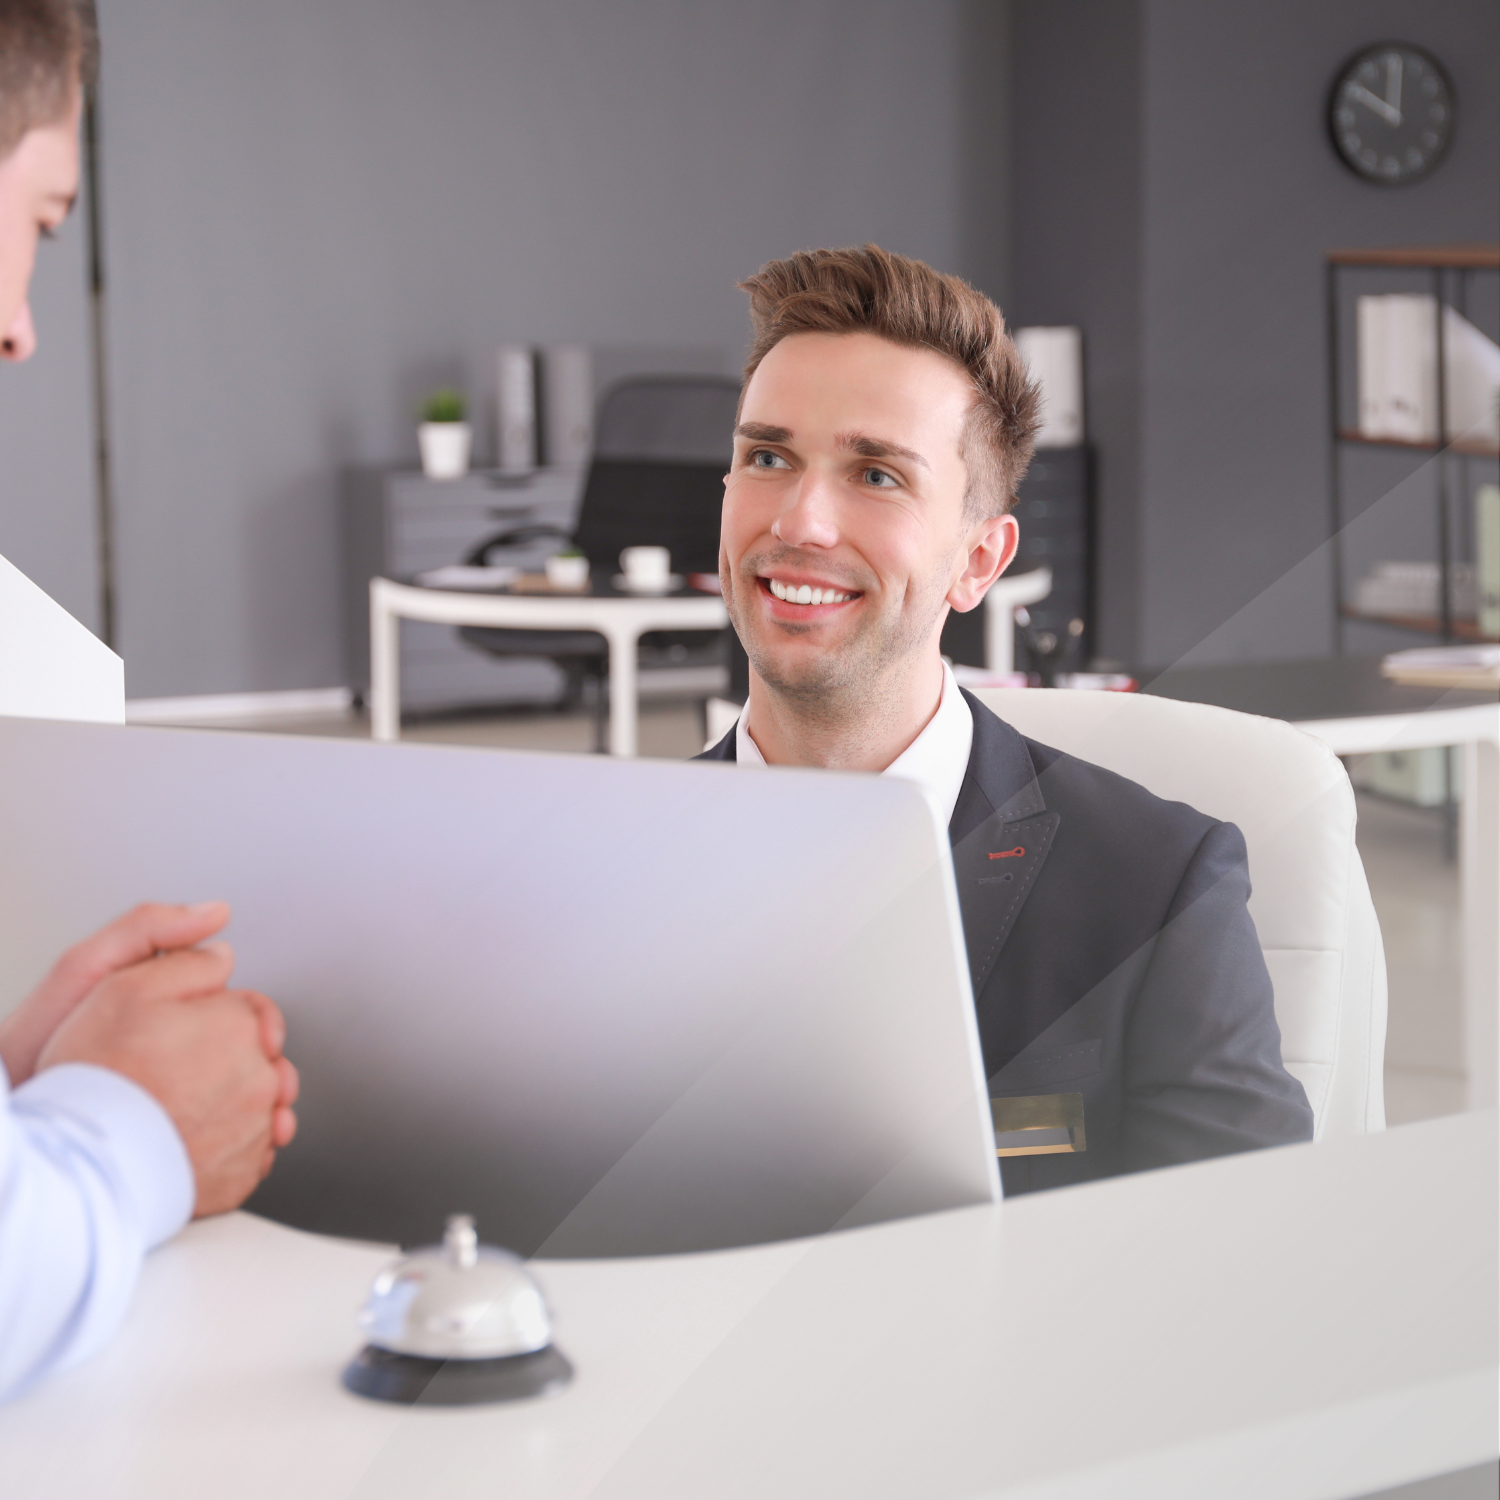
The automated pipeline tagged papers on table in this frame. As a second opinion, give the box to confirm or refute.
[1381,645,1500,690]
[413,565,520,591]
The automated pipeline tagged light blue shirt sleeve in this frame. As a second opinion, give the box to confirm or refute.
[0,1059,194,1402]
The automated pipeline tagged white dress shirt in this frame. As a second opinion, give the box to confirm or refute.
[0,1058,193,1402]
[735,660,975,826]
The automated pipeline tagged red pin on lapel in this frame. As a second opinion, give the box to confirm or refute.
[988,847,1025,860]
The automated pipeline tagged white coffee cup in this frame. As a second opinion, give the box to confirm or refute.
[620,546,671,590]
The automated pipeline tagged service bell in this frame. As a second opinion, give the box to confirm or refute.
[341,1215,574,1405]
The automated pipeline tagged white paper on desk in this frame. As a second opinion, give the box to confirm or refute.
[413,564,521,590]
[0,552,123,723]
[1383,644,1500,671]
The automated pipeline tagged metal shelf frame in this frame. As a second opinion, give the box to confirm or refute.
[1325,245,1500,653]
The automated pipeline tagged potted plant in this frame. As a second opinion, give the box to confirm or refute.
[418,388,471,480]
[545,546,589,590]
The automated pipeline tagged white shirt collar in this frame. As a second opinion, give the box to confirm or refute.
[734,660,974,826]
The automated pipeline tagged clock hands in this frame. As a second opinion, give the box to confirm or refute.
[1346,81,1401,127]
[1383,52,1404,125]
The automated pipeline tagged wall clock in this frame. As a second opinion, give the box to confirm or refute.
[1328,42,1454,185]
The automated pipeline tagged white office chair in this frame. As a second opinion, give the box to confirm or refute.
[968,688,1387,1139]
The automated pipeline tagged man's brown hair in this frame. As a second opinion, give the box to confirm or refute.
[0,0,96,160]
[738,244,1040,520]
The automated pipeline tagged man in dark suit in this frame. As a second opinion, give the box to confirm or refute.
[698,245,1312,1194]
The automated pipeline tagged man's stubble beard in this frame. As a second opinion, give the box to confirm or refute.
[725,552,953,731]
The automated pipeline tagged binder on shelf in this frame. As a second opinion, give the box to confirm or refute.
[1355,295,1500,445]
[495,345,537,474]
[1356,294,1388,438]
[1478,484,1500,640]
[542,345,594,468]
[1351,560,1477,620]
[1015,326,1084,449]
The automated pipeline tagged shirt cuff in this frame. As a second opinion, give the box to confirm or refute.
[13,1063,194,1250]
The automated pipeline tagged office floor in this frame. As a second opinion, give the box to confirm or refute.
[161,701,1467,1128]
[1354,792,1465,1126]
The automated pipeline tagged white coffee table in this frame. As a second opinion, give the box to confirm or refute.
[369,576,729,758]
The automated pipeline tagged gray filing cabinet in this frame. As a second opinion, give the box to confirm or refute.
[343,467,587,714]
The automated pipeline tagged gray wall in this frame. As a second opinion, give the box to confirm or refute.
[1010,0,1144,664]
[0,185,100,636]
[1010,0,1500,668]
[89,0,976,698]
[17,0,1497,691]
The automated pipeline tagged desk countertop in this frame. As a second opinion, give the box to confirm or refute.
[1140,655,1496,722]
[4,1114,1495,1500]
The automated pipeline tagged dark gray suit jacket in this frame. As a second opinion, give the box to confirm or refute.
[697,689,1314,1194]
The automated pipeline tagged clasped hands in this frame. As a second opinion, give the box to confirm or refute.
[0,902,299,1217]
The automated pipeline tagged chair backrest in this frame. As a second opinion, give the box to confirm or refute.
[967,687,1387,1139]
[573,376,741,577]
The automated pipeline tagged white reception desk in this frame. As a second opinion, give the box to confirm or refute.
[4,1113,1494,1500]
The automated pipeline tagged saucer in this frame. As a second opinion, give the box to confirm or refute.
[612,573,683,595]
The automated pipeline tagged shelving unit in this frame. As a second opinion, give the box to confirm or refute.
[1335,429,1499,459]
[1326,244,1500,652]
[1337,607,1493,642]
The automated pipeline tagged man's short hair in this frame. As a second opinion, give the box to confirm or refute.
[738,244,1040,520]
[0,0,96,161]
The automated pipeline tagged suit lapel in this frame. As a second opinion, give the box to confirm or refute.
[949,690,1059,997]
[694,725,738,761]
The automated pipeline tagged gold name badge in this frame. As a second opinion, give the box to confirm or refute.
[991,1092,1086,1156]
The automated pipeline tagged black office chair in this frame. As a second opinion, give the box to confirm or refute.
[458,375,740,750]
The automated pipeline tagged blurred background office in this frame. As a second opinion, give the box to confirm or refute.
[1,0,1496,1125]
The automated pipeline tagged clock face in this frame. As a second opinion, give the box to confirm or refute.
[1328,43,1454,184]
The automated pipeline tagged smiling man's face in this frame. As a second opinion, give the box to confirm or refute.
[721,330,1015,717]
[0,90,81,362]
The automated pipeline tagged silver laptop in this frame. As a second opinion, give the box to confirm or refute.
[0,716,998,1256]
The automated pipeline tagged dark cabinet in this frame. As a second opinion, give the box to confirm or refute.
[942,446,1091,670]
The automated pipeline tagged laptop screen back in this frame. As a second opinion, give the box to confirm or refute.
[0,717,998,1255]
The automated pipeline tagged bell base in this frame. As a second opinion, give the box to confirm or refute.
[342,1343,574,1406]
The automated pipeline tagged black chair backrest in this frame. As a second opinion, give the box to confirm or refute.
[572,376,740,578]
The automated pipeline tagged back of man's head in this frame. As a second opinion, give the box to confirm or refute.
[738,245,1040,520]
[0,0,96,161]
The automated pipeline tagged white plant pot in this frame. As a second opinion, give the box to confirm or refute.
[545,554,590,590]
[419,422,472,480]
